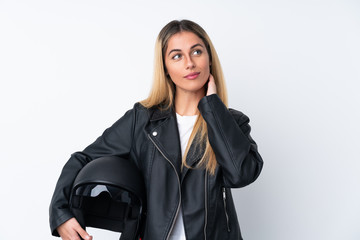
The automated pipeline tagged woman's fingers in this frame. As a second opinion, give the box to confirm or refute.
[75,224,93,240]
[57,217,92,240]
[206,74,217,96]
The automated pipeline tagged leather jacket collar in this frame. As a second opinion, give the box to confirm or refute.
[149,105,173,122]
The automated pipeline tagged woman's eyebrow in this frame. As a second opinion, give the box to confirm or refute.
[168,48,181,56]
[190,43,204,49]
[167,43,204,56]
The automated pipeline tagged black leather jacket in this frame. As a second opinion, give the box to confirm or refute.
[49,94,263,240]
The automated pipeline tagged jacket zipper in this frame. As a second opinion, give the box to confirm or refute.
[204,171,208,239]
[222,187,231,232]
[148,134,181,240]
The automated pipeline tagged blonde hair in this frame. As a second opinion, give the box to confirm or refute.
[140,20,228,175]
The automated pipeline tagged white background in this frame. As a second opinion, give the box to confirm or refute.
[1,0,359,239]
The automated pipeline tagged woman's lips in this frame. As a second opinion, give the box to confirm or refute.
[184,72,200,80]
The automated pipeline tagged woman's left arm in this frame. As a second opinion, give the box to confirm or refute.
[198,94,264,188]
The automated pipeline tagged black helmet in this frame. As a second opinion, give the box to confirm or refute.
[70,156,146,240]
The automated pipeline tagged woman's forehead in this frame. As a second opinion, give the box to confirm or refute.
[166,31,205,53]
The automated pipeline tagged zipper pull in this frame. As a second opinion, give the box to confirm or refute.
[222,187,226,199]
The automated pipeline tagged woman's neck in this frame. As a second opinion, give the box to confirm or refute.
[174,89,205,116]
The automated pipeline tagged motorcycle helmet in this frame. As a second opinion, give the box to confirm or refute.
[70,156,146,240]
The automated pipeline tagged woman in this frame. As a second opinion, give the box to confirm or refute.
[49,19,263,240]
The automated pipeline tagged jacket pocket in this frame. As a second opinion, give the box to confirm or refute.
[222,187,231,232]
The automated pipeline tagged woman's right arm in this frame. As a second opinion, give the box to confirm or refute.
[49,107,136,237]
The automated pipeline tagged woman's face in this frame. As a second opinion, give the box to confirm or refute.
[164,31,210,96]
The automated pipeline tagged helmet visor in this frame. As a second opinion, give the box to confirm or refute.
[71,184,141,225]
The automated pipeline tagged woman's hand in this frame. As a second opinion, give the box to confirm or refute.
[57,217,93,240]
[206,74,217,96]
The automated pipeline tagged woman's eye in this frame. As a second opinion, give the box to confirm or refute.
[172,54,181,60]
[193,49,202,55]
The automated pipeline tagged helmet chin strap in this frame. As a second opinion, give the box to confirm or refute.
[120,204,143,240]
[119,218,139,240]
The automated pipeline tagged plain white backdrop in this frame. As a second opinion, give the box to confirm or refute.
[0,0,359,239]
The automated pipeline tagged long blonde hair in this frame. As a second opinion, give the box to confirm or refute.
[140,20,228,175]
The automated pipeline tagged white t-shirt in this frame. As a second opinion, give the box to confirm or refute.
[169,113,197,240]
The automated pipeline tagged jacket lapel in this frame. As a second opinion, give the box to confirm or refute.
[146,106,206,181]
[147,106,182,176]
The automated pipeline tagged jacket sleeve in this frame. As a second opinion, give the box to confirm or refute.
[49,107,136,236]
[198,94,263,188]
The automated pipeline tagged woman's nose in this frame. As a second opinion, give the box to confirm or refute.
[185,56,195,69]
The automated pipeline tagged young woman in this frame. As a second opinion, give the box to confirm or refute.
[49,19,263,240]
